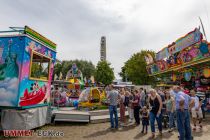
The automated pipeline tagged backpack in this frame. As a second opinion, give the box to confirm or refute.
[124,96,129,107]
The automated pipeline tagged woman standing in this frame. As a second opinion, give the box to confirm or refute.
[119,88,126,125]
[132,89,140,125]
[165,90,175,132]
[127,90,134,123]
[149,89,163,138]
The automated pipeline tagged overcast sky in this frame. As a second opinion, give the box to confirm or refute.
[0,0,210,79]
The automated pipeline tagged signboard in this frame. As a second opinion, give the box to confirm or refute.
[171,28,202,54]
[155,47,169,61]
[24,26,57,50]
[155,28,202,61]
[146,28,210,76]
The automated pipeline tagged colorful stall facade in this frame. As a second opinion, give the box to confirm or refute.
[0,26,56,108]
[146,27,210,108]
[146,28,210,88]
[146,28,210,80]
[146,28,208,75]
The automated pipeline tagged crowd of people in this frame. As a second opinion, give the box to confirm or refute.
[106,84,204,140]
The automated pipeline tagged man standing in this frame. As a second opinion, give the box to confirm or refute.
[107,84,120,129]
[173,86,192,140]
[190,90,203,130]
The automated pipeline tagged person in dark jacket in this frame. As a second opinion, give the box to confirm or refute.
[132,89,140,125]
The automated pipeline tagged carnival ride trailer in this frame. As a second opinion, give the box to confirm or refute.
[0,26,56,109]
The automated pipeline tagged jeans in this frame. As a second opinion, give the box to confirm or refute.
[176,109,192,140]
[140,100,145,108]
[150,112,162,133]
[173,110,176,127]
[201,105,205,119]
[142,125,148,132]
[109,105,118,128]
[134,106,140,124]
[168,111,175,129]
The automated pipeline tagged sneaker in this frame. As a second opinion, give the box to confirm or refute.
[159,132,162,136]
[141,130,144,133]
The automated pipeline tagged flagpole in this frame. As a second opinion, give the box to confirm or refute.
[199,17,208,41]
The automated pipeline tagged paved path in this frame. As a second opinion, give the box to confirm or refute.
[5,118,210,140]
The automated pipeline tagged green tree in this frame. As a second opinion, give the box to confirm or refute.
[61,60,73,78]
[119,66,128,82]
[120,50,155,85]
[95,61,115,86]
[75,60,96,79]
[53,60,96,79]
[53,63,62,76]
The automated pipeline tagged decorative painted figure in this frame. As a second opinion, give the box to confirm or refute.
[199,40,209,57]
[145,54,154,65]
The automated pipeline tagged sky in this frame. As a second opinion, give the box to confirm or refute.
[0,0,210,79]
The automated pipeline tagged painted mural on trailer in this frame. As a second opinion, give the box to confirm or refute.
[18,37,56,107]
[0,37,24,106]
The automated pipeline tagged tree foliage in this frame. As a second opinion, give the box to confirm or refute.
[53,60,96,79]
[95,61,115,86]
[119,50,156,85]
[54,63,62,76]
[119,66,128,82]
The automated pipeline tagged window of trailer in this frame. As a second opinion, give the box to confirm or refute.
[30,51,51,81]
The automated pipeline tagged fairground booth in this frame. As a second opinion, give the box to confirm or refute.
[146,27,210,110]
[52,64,85,107]
[0,26,56,129]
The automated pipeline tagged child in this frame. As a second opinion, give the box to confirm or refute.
[141,106,149,133]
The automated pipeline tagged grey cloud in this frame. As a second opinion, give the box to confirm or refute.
[0,0,210,79]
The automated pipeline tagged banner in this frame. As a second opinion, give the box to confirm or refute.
[155,47,169,61]
[155,28,202,61]
[172,28,202,54]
